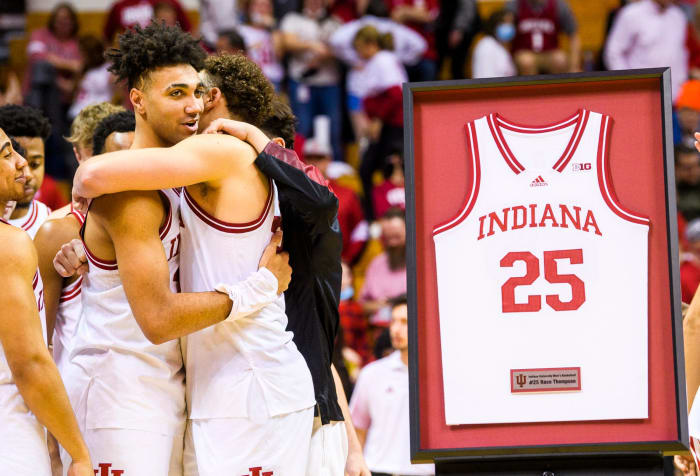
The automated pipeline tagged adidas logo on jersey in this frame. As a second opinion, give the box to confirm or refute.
[530,176,548,187]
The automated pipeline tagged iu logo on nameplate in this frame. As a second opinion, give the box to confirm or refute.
[433,109,649,425]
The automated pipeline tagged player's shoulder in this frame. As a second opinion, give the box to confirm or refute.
[46,203,71,221]
[0,223,37,270]
[34,212,81,248]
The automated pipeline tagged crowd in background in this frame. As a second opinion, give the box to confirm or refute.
[3,0,700,474]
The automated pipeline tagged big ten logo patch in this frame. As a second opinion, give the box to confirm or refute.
[94,463,124,475]
[572,163,592,171]
[242,467,275,476]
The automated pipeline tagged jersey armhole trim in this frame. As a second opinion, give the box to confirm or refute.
[597,115,650,226]
[79,203,118,271]
[18,200,38,231]
[59,276,83,303]
[433,121,481,236]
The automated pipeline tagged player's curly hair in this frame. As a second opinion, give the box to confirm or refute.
[92,111,136,155]
[107,22,207,89]
[65,102,124,149]
[10,137,26,157]
[0,105,51,141]
[202,54,274,126]
[261,96,296,149]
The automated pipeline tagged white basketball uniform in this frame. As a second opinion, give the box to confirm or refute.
[9,199,51,239]
[55,211,87,476]
[179,183,315,476]
[0,218,51,475]
[433,110,650,425]
[71,189,185,476]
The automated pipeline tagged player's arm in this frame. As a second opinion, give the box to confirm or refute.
[97,192,284,344]
[73,133,257,199]
[685,285,700,411]
[331,364,371,475]
[34,216,81,344]
[0,228,91,471]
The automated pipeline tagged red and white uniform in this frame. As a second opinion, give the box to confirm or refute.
[433,110,649,425]
[0,218,51,475]
[512,0,559,53]
[179,183,315,476]
[9,199,51,239]
[238,25,284,85]
[72,189,185,476]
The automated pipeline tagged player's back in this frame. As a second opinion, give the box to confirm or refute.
[179,182,315,420]
[70,189,185,434]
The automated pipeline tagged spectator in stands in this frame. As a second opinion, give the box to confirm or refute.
[103,0,190,44]
[507,0,579,74]
[604,0,688,100]
[436,0,480,79]
[24,2,82,180]
[353,25,406,219]
[372,150,405,219]
[92,110,136,155]
[281,0,343,161]
[385,0,439,81]
[471,9,517,79]
[303,137,369,264]
[65,101,125,162]
[360,207,407,327]
[682,219,700,303]
[238,0,285,90]
[329,0,358,23]
[349,294,435,476]
[0,66,21,106]
[68,36,114,120]
[216,29,247,54]
[339,261,370,373]
[199,0,240,48]
[676,80,700,149]
[676,144,700,222]
[153,1,179,26]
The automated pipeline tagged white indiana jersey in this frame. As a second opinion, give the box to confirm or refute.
[71,188,185,434]
[179,182,315,420]
[53,211,85,375]
[0,218,51,474]
[433,110,650,425]
[8,199,51,239]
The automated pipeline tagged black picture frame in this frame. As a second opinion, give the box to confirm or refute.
[404,68,687,463]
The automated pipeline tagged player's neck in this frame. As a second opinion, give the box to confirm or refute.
[10,201,30,220]
[130,124,172,150]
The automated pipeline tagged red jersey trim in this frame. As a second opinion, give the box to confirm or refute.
[691,436,700,471]
[32,272,39,290]
[19,200,39,231]
[488,110,587,175]
[183,181,273,234]
[83,243,118,271]
[59,276,83,303]
[71,210,85,226]
[0,217,8,225]
[596,115,650,226]
[433,122,481,236]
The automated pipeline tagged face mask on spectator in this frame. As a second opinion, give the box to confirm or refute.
[340,286,354,301]
[495,23,516,43]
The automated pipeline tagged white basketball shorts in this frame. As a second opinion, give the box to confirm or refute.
[0,412,51,475]
[306,418,348,476]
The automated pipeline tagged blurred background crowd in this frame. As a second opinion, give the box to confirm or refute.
[3,0,700,474]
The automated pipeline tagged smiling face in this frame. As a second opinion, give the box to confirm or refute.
[13,136,44,206]
[131,64,205,147]
[0,129,30,203]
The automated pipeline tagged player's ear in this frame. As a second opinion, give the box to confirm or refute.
[204,87,222,112]
[73,146,82,163]
[130,88,145,115]
[272,137,285,147]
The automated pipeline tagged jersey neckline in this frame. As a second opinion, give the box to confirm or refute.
[487,109,590,175]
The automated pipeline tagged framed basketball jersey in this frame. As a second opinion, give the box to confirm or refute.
[405,69,687,462]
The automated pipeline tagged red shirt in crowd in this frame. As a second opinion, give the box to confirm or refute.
[512,0,561,53]
[339,298,370,365]
[330,179,368,264]
[386,0,439,61]
[35,175,68,211]
[372,180,405,219]
[104,0,191,42]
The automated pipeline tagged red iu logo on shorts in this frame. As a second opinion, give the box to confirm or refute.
[94,462,124,475]
[242,467,274,476]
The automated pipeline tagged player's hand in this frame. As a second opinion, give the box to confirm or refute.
[345,447,371,476]
[675,454,699,476]
[2,200,15,220]
[67,460,93,476]
[71,185,91,214]
[54,239,88,278]
[203,118,271,154]
[258,230,292,295]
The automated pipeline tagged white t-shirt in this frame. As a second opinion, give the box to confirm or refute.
[350,351,434,475]
[471,35,517,79]
[69,64,114,119]
[279,12,340,85]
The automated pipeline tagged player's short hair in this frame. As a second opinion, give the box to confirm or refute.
[382,206,405,222]
[260,97,296,149]
[10,137,26,157]
[202,54,274,126]
[390,293,408,310]
[107,22,207,89]
[0,105,51,141]
[92,111,136,155]
[65,102,125,149]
